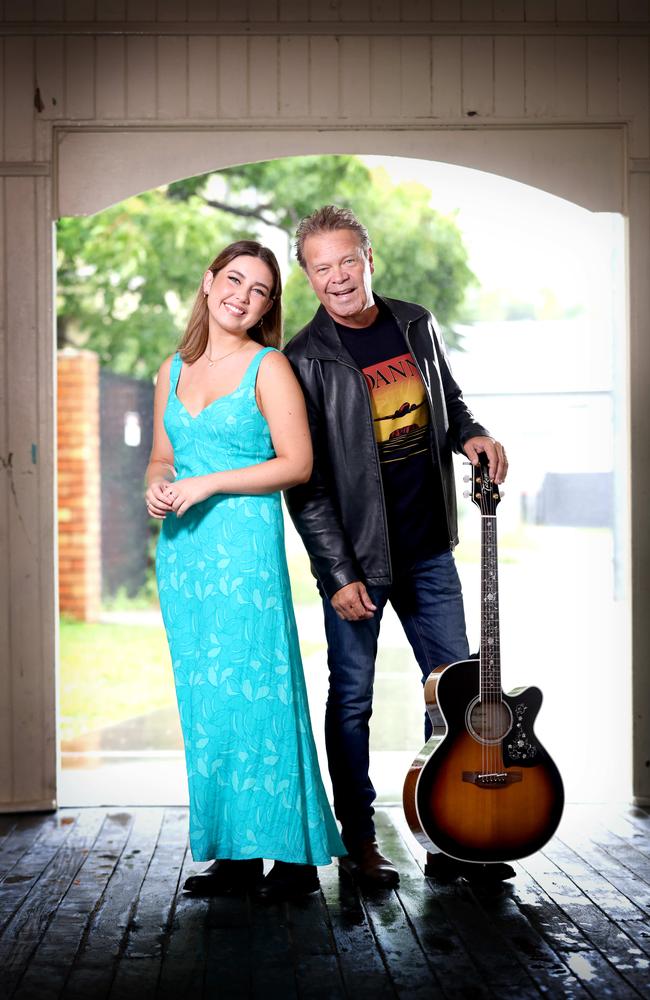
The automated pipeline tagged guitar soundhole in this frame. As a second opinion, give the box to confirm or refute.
[466,697,512,745]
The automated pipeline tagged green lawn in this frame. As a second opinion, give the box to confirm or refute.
[59,619,175,743]
[59,616,323,743]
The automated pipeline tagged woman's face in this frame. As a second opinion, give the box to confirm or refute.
[203,255,274,335]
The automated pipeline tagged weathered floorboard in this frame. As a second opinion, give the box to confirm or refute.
[0,805,649,1000]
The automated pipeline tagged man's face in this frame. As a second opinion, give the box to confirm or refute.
[302,229,374,327]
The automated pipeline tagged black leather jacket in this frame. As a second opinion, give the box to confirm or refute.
[284,294,489,598]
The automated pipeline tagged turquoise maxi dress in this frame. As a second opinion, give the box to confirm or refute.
[156,348,345,865]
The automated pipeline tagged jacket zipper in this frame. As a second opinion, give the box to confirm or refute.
[403,324,454,547]
[334,356,394,582]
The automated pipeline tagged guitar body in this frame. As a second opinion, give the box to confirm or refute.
[404,659,564,862]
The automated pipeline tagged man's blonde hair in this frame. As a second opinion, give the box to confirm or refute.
[294,205,370,268]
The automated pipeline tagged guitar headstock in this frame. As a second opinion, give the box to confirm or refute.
[469,452,501,516]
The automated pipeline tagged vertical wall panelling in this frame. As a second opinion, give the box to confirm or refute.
[217,36,248,120]
[556,0,587,18]
[157,0,187,21]
[64,1,97,20]
[401,36,432,117]
[524,0,555,19]
[524,35,556,118]
[432,0,462,19]
[493,0,524,17]
[248,36,279,119]
[0,176,11,803]
[371,36,402,119]
[35,36,65,122]
[218,0,248,20]
[34,174,56,813]
[462,0,493,20]
[309,36,340,119]
[279,36,309,118]
[432,35,462,118]
[95,0,126,19]
[401,0,433,19]
[126,36,157,120]
[628,169,650,804]
[0,39,4,161]
[279,0,307,19]
[127,0,157,19]
[586,0,618,20]
[370,0,401,19]
[311,0,341,21]
[494,36,524,117]
[156,36,188,120]
[619,37,650,159]
[4,37,35,161]
[35,0,65,18]
[618,0,650,20]
[555,37,587,118]
[339,0,372,20]
[340,35,371,119]
[188,36,218,119]
[461,36,494,117]
[4,0,34,18]
[64,35,95,121]
[587,36,618,118]
[249,0,278,20]
[4,176,50,808]
[187,0,218,20]
[96,36,126,120]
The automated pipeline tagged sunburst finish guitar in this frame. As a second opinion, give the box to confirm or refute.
[403,454,564,863]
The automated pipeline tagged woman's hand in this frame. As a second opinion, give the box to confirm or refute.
[164,476,215,517]
[145,480,174,519]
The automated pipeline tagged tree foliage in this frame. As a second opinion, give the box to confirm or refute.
[57,155,476,380]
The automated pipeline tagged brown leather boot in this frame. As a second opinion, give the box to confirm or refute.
[339,838,400,888]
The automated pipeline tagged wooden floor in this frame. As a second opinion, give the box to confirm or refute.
[1,804,650,999]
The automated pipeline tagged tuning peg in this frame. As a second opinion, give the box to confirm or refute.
[499,489,505,498]
[463,490,471,498]
[463,475,471,482]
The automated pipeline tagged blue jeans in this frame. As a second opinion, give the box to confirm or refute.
[322,549,469,848]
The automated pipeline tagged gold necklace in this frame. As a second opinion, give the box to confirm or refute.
[204,340,248,368]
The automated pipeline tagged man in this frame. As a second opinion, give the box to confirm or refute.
[284,205,509,888]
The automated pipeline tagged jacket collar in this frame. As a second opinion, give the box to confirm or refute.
[304,294,428,361]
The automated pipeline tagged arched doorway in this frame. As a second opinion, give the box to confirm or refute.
[54,136,629,807]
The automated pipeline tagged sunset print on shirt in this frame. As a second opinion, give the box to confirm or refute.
[362,352,430,464]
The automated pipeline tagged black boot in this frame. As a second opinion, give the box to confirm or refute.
[252,861,320,902]
[424,852,515,883]
[183,857,264,895]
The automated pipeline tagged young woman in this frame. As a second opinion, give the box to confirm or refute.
[145,240,344,901]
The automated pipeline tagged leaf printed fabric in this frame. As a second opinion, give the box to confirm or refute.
[156,349,344,864]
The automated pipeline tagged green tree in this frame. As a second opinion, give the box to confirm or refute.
[57,155,477,379]
[56,189,240,379]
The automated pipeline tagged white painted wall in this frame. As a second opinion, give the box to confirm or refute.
[1,3,649,809]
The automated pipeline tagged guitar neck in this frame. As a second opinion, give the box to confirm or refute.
[480,515,501,699]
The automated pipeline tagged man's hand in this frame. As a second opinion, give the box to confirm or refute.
[463,436,508,485]
[331,581,377,622]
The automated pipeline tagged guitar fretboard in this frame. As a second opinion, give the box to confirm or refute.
[480,515,501,699]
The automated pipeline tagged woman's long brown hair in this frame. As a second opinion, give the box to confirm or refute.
[178,241,282,363]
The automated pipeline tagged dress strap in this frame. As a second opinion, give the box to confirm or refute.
[243,346,276,387]
[168,352,183,400]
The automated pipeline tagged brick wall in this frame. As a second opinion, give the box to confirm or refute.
[57,350,101,621]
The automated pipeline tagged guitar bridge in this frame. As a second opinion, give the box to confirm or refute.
[462,771,522,787]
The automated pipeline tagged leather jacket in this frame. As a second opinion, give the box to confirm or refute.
[283,294,489,598]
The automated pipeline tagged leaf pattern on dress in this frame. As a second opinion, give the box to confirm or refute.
[156,350,344,865]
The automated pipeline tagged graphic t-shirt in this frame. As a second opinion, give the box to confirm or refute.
[335,302,449,573]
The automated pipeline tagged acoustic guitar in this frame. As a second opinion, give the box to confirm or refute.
[403,454,564,863]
